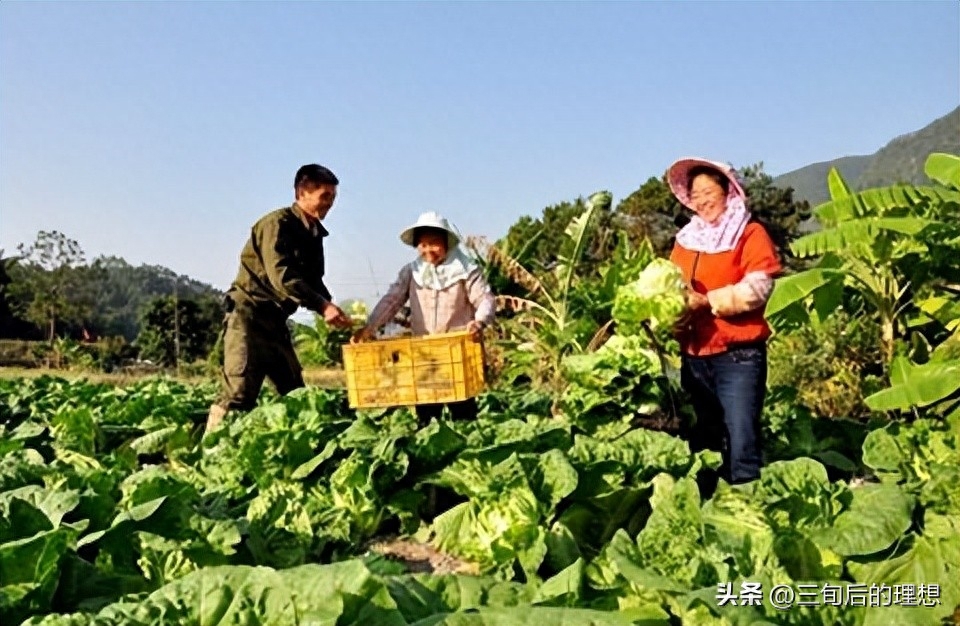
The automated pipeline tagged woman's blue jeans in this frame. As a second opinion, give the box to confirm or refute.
[680,343,767,485]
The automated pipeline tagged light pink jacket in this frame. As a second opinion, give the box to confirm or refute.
[367,264,496,336]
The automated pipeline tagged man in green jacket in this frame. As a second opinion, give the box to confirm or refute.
[205,164,352,436]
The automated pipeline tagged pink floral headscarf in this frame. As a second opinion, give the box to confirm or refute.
[667,157,751,254]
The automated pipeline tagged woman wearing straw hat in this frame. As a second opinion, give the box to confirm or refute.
[352,211,496,422]
[666,157,782,492]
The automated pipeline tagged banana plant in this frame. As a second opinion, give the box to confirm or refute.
[864,354,960,416]
[766,152,960,368]
[480,191,613,388]
[292,314,355,367]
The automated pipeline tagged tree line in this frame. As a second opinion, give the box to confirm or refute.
[0,231,224,370]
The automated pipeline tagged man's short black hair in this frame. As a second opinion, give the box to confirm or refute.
[294,164,339,189]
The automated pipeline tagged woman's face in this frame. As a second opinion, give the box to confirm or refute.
[688,173,728,224]
[417,231,448,265]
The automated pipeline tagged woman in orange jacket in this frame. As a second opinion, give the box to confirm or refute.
[666,157,782,489]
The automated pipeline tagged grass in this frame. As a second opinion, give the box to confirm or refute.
[0,365,347,389]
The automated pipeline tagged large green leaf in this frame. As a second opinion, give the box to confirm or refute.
[408,606,651,626]
[0,527,76,624]
[0,449,47,493]
[554,486,652,560]
[812,484,914,556]
[827,166,854,202]
[409,419,467,466]
[861,418,958,487]
[632,476,717,589]
[289,440,338,480]
[864,358,960,411]
[925,152,960,190]
[888,356,912,387]
[19,560,658,626]
[791,217,934,258]
[755,458,843,529]
[765,268,844,318]
[532,558,584,606]
[385,573,532,623]
[569,429,694,480]
[0,498,53,544]
[28,561,407,626]
[529,449,578,511]
[849,532,960,626]
[812,184,960,225]
[50,407,101,456]
[556,191,610,306]
[861,429,902,475]
[76,496,169,548]
[0,486,81,529]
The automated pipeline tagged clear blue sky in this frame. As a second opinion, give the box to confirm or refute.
[2,1,958,312]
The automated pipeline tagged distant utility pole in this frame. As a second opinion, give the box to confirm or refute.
[172,273,181,378]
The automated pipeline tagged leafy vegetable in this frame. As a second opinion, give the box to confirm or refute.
[611,258,686,337]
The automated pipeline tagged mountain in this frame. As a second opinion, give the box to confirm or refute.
[88,256,223,341]
[774,106,960,206]
[773,155,872,207]
[1,253,223,342]
[857,107,960,189]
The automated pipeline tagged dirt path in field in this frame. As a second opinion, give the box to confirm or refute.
[365,536,479,575]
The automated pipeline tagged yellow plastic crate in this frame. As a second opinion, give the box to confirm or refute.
[341,330,485,409]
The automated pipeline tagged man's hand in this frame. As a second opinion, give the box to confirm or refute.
[351,326,375,343]
[466,320,484,341]
[322,301,352,329]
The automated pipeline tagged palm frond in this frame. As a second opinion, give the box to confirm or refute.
[827,167,854,202]
[791,217,935,258]
[496,294,547,316]
[814,185,960,224]
[474,238,545,297]
[556,191,610,300]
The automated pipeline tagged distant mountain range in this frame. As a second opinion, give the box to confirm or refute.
[774,106,960,207]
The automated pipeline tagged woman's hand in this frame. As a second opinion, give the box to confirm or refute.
[685,289,710,311]
[466,320,484,341]
[351,327,375,343]
[674,290,710,336]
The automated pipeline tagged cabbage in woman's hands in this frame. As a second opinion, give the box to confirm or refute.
[611,259,686,336]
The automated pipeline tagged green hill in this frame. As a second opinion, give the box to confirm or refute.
[773,154,873,207]
[857,107,960,189]
[774,106,960,205]
[89,256,223,341]
[1,252,222,342]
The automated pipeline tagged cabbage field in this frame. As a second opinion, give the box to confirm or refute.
[2,366,958,626]
[2,154,960,625]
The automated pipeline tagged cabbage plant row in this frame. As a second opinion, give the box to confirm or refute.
[1,373,957,626]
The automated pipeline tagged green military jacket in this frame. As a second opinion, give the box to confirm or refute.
[226,203,332,318]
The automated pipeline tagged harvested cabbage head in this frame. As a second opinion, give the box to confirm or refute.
[612,258,686,336]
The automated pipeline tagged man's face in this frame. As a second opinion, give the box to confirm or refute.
[297,183,338,220]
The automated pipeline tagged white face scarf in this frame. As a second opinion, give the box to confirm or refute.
[411,246,478,289]
[675,195,751,253]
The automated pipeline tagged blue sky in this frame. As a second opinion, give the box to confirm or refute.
[2,1,957,312]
